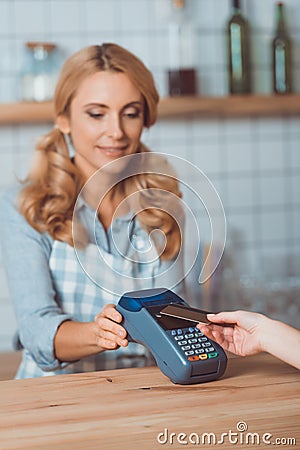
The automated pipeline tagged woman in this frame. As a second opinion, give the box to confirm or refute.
[0,43,185,378]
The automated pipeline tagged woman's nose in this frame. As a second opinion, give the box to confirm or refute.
[106,115,124,139]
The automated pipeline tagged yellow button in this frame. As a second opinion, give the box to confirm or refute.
[199,354,208,360]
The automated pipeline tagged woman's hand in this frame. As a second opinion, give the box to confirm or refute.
[197,310,267,357]
[94,304,128,351]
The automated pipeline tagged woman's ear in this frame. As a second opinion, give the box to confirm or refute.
[56,114,71,134]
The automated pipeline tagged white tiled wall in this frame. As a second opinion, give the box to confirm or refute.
[0,0,299,350]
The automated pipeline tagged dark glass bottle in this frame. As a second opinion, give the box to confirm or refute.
[272,2,292,94]
[227,0,251,94]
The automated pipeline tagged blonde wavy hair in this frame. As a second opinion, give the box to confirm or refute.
[18,43,183,260]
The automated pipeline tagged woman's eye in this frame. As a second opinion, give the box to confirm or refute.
[124,110,141,119]
[87,112,104,119]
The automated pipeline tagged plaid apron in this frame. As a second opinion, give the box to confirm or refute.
[16,225,159,378]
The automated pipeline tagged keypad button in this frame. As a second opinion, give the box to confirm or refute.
[206,347,215,352]
[185,333,194,339]
[199,337,208,342]
[188,338,198,344]
[208,352,218,358]
[199,354,208,360]
[202,342,211,347]
[195,349,205,354]
[188,355,199,361]
[178,340,187,346]
[171,330,177,336]
[177,329,183,335]
[189,327,195,333]
[192,343,201,349]
[194,332,203,337]
[175,335,184,341]
[181,345,191,351]
[185,350,194,356]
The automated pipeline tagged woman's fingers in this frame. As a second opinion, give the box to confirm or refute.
[95,304,123,323]
[94,304,128,350]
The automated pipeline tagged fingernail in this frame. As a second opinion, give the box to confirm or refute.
[118,331,124,337]
[119,339,127,346]
[113,315,120,322]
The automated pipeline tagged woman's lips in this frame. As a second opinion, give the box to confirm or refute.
[96,145,127,156]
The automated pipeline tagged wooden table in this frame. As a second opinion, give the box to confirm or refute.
[0,354,299,450]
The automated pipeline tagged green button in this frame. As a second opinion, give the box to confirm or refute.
[208,352,218,358]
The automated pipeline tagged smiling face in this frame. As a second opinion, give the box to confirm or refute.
[58,71,145,179]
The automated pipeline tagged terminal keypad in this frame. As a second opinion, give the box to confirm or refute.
[167,327,219,361]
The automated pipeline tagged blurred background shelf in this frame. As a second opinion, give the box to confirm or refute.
[0,95,300,125]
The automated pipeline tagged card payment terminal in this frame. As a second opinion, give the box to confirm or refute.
[116,288,227,384]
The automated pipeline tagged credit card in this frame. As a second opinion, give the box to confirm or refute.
[160,304,212,324]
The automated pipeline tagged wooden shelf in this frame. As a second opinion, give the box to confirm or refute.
[0,94,300,125]
[158,94,300,118]
[0,101,54,125]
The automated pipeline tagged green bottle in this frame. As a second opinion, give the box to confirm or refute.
[272,2,292,94]
[227,0,251,94]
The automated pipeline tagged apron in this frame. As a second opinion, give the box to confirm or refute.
[16,222,159,378]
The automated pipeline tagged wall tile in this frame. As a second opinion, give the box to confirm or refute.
[226,176,255,210]
[292,32,300,66]
[289,172,300,205]
[260,209,288,242]
[292,210,300,240]
[148,32,168,69]
[192,141,221,175]
[222,118,253,139]
[191,118,221,142]
[120,0,151,32]
[252,67,272,94]
[86,0,118,33]
[0,153,16,187]
[255,117,285,137]
[227,211,256,244]
[289,140,300,169]
[0,1,13,36]
[196,33,219,67]
[0,75,16,102]
[50,0,82,34]
[14,0,47,35]
[258,140,284,172]
[193,0,230,32]
[0,127,15,148]
[287,118,300,136]
[225,141,253,174]
[251,31,272,69]
[117,33,151,68]
[259,174,287,207]
[246,0,275,32]
[0,39,15,73]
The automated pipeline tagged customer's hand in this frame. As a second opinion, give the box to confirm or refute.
[197,310,267,357]
[94,304,128,350]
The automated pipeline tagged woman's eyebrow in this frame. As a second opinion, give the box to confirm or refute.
[84,101,143,108]
[84,103,108,108]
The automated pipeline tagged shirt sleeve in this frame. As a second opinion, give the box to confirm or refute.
[0,187,73,371]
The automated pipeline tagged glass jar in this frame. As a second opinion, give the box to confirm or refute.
[20,42,60,102]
